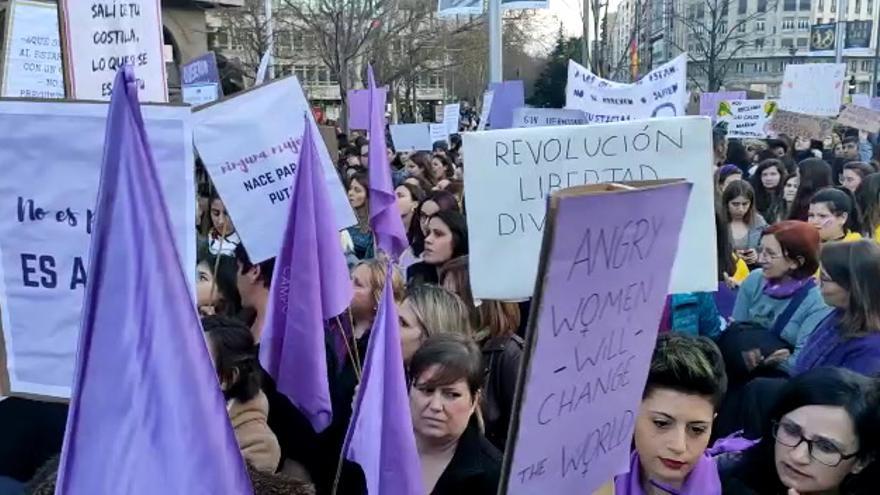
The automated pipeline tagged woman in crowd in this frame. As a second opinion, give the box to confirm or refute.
[431,154,455,183]
[409,334,501,493]
[398,284,471,364]
[345,172,374,260]
[722,367,880,495]
[715,208,750,318]
[405,152,438,189]
[203,315,281,474]
[207,192,241,256]
[396,183,426,242]
[196,253,242,317]
[717,164,744,194]
[750,159,787,224]
[725,141,752,175]
[808,188,863,244]
[407,190,461,260]
[408,210,468,285]
[439,256,523,451]
[723,180,766,268]
[854,173,880,239]
[350,258,407,341]
[729,221,831,372]
[788,158,834,222]
[793,241,880,376]
[782,175,799,220]
[840,161,876,193]
[615,333,751,494]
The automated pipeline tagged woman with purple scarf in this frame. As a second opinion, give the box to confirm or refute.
[615,334,756,495]
[795,241,880,377]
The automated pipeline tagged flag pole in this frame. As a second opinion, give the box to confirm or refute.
[488,0,503,83]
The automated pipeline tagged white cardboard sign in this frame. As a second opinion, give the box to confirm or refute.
[779,63,846,117]
[716,100,777,138]
[429,123,449,146]
[462,116,717,300]
[390,123,433,152]
[565,55,688,123]
[443,103,461,135]
[513,107,587,128]
[60,0,168,102]
[0,100,194,398]
[1,0,65,99]
[182,83,219,107]
[193,76,355,264]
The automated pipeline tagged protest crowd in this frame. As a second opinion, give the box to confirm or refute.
[3,30,880,495]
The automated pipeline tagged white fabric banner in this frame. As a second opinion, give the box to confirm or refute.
[193,76,355,264]
[512,107,587,128]
[565,55,688,123]
[60,0,168,102]
[1,0,65,99]
[779,63,846,117]
[0,100,194,398]
[462,116,716,300]
[716,100,777,138]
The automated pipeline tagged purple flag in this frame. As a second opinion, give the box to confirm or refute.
[259,115,353,433]
[367,66,408,259]
[56,67,252,494]
[343,263,424,495]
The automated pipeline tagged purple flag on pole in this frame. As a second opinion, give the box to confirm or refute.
[259,115,353,433]
[367,66,408,259]
[344,263,424,495]
[56,67,252,494]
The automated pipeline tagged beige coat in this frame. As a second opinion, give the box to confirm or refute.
[228,391,281,474]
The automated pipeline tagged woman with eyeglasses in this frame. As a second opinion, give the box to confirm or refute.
[721,367,880,495]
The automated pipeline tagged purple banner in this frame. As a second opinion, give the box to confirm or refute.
[181,52,220,87]
[700,91,746,118]
[503,181,692,495]
[487,80,525,130]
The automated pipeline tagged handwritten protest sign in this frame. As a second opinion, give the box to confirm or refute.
[478,89,494,131]
[0,100,193,398]
[443,103,461,135]
[836,104,880,133]
[768,109,834,140]
[1,0,64,98]
[699,91,745,118]
[500,181,691,495]
[193,76,355,264]
[390,123,433,152]
[513,108,587,128]
[181,52,220,106]
[716,100,776,138]
[779,63,845,117]
[429,123,449,145]
[59,0,167,102]
[463,116,716,301]
[488,80,525,130]
[565,55,687,123]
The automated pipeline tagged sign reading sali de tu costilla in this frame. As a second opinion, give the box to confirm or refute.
[60,0,168,102]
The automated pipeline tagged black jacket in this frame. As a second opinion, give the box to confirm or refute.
[431,418,502,495]
[479,333,524,452]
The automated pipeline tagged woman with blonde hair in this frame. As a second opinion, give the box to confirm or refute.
[398,284,470,365]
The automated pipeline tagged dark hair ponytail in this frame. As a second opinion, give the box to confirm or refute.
[202,315,261,403]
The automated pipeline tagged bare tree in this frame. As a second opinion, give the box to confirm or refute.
[209,0,271,84]
[669,0,778,91]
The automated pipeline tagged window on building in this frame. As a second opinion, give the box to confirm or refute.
[830,0,835,11]
[292,32,305,50]
[276,30,291,50]
[818,0,824,9]
[277,64,293,77]
[755,38,765,49]
[829,17,835,22]
[861,60,871,71]
[784,0,796,10]
[797,19,810,30]
[782,18,795,30]
[854,0,861,11]
[739,0,748,13]
[722,1,729,15]
[736,62,745,73]
[756,20,766,31]
[817,17,823,23]
[869,0,874,13]
[758,0,768,10]
[797,37,808,46]
[781,38,794,47]
[207,29,229,49]
[850,60,858,72]
[738,22,747,32]
[720,20,728,32]
[696,4,705,17]
[799,0,810,10]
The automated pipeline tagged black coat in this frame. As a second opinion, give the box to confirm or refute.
[431,418,502,495]
[479,333,524,452]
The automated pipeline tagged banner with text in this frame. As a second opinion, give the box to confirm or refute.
[500,181,691,495]
[181,52,220,106]
[0,100,193,398]
[513,108,587,128]
[779,63,845,117]
[565,55,687,123]
[716,99,777,138]
[443,103,461,135]
[193,76,355,264]
[1,0,64,98]
[836,104,880,133]
[768,109,834,140]
[462,116,716,301]
[60,0,168,102]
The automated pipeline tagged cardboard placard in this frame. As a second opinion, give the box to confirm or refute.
[499,180,691,495]
[779,63,846,117]
[193,76,355,264]
[0,99,194,399]
[768,109,834,140]
[390,123,433,152]
[512,107,587,128]
[1,0,65,99]
[477,89,494,131]
[443,103,461,135]
[836,104,880,133]
[566,55,687,123]
[716,99,777,138]
[462,116,717,301]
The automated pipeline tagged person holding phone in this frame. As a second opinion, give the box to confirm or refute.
[722,180,766,269]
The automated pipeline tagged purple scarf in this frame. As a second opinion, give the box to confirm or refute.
[762,276,814,299]
[614,433,758,495]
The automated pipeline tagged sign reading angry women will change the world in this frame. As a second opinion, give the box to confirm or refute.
[462,116,717,301]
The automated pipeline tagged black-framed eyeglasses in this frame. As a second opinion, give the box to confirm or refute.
[772,420,860,467]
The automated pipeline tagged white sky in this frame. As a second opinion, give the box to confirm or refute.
[545,0,624,38]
